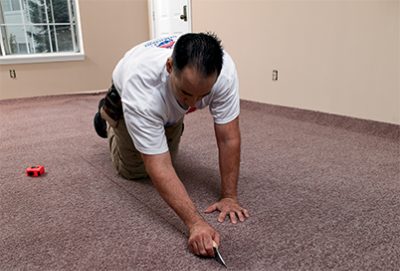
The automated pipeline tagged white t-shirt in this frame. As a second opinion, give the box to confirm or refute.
[112,36,240,155]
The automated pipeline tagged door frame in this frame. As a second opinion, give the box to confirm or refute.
[148,0,192,39]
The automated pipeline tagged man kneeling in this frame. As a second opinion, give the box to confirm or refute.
[94,33,249,257]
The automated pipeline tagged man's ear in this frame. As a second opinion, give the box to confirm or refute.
[166,57,173,74]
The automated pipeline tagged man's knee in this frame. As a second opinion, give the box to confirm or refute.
[108,124,149,180]
[110,148,149,180]
[117,164,148,180]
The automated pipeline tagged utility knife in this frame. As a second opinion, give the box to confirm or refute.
[212,241,227,268]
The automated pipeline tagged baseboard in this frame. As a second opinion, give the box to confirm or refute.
[240,100,400,141]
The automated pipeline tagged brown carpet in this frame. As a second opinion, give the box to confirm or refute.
[1,94,399,270]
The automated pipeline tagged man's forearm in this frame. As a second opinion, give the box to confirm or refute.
[218,138,240,199]
[143,152,221,257]
[142,152,204,228]
[214,117,241,200]
[153,171,204,228]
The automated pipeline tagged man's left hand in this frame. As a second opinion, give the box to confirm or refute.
[205,198,250,224]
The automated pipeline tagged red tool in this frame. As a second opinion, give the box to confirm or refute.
[26,165,45,177]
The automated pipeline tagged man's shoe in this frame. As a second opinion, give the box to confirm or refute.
[94,98,107,138]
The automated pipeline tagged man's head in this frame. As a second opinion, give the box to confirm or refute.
[166,32,224,108]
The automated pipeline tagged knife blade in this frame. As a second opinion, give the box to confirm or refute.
[212,240,227,268]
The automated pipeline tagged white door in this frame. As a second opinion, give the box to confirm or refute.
[148,0,192,39]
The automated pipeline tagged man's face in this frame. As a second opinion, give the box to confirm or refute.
[166,58,218,109]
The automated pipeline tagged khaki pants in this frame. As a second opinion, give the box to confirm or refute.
[108,118,184,180]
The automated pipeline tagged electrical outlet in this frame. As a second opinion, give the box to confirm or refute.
[272,70,278,81]
[9,69,16,79]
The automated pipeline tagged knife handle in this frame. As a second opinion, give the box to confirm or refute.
[212,240,218,248]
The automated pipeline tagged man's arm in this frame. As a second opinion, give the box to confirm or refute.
[215,116,241,200]
[141,152,220,257]
[205,116,250,223]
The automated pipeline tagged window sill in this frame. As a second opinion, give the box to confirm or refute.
[0,52,85,65]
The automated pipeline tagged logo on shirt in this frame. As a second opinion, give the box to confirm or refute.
[144,36,177,49]
[157,38,175,48]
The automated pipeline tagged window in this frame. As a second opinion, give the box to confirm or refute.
[0,0,84,64]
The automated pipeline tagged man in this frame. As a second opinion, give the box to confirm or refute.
[94,32,249,257]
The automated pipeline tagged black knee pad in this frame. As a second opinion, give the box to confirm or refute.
[103,85,123,121]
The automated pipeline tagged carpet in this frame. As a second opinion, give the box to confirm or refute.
[0,94,399,270]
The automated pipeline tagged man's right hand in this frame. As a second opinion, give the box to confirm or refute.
[188,220,220,257]
[141,152,220,257]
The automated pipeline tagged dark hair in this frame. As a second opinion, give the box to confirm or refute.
[172,32,224,77]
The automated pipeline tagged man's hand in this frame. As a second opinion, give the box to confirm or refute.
[205,197,250,224]
[188,220,220,257]
[142,152,219,257]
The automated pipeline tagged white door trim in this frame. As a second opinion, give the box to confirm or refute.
[148,0,156,39]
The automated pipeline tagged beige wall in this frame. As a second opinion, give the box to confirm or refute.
[1,0,399,125]
[0,0,149,100]
[192,0,400,124]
